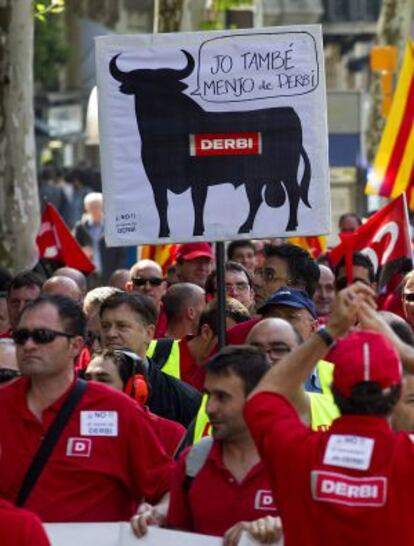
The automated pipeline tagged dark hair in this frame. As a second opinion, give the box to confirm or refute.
[20,294,86,337]
[99,291,158,326]
[99,348,148,386]
[0,267,12,294]
[163,283,204,322]
[197,298,250,336]
[264,244,320,297]
[389,320,414,347]
[205,345,270,396]
[333,383,401,416]
[338,212,362,228]
[227,240,255,261]
[335,252,375,284]
[8,270,43,296]
[205,261,253,297]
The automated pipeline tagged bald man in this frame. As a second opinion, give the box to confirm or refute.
[313,265,335,322]
[53,267,87,297]
[246,318,339,430]
[126,260,166,309]
[127,259,167,338]
[41,276,83,304]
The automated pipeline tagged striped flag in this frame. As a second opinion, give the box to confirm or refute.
[140,244,178,273]
[288,236,327,259]
[366,39,414,197]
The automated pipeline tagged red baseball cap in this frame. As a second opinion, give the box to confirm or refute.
[176,243,214,262]
[327,330,402,398]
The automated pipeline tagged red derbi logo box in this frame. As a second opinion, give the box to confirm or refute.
[190,132,262,156]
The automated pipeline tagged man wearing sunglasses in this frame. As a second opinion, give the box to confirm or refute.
[126,259,167,338]
[402,271,414,330]
[0,294,173,523]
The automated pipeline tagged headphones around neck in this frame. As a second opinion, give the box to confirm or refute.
[124,373,149,405]
[115,349,149,405]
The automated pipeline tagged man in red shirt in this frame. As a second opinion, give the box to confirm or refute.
[133,346,281,545]
[245,283,414,546]
[0,294,173,522]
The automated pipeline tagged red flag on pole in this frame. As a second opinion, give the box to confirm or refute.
[36,203,95,274]
[328,194,412,288]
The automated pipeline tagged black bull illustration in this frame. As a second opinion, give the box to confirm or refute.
[110,50,311,238]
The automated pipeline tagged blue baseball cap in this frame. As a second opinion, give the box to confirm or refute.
[258,286,317,318]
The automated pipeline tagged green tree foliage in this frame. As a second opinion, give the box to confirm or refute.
[34,1,68,90]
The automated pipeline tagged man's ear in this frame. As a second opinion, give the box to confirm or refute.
[145,323,156,343]
[125,281,134,292]
[310,320,318,334]
[70,335,85,359]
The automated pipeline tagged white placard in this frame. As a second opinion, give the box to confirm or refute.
[96,25,330,246]
[45,524,282,546]
[323,434,375,471]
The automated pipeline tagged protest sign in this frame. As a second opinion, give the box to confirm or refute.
[45,523,282,546]
[96,25,329,246]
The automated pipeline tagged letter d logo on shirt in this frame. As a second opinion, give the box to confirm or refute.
[66,437,92,457]
[255,490,277,511]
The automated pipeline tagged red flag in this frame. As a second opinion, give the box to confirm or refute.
[328,195,412,288]
[36,203,95,274]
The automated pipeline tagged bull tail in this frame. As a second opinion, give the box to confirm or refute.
[299,145,311,208]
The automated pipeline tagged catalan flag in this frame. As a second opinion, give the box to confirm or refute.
[366,39,414,197]
[287,236,327,259]
[139,244,178,273]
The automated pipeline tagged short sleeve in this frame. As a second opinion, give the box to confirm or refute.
[166,449,194,531]
[244,392,313,470]
[126,403,175,504]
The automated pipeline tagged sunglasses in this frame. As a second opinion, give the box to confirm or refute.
[403,293,414,302]
[12,328,74,346]
[132,277,163,287]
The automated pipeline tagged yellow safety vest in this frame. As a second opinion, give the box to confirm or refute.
[308,392,340,431]
[316,360,334,398]
[192,390,339,444]
[147,339,181,379]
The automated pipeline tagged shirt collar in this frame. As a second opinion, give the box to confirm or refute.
[330,414,392,435]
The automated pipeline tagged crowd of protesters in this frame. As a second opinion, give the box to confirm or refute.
[2,201,414,546]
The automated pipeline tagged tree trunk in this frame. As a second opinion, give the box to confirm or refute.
[0,0,39,273]
[158,0,185,32]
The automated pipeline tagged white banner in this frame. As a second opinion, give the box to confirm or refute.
[45,523,282,546]
[96,25,330,246]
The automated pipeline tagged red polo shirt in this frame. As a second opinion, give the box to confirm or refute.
[245,392,414,546]
[0,499,50,546]
[179,337,205,391]
[0,377,174,522]
[167,440,277,536]
[146,409,185,457]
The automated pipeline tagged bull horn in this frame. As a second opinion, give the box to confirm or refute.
[176,50,195,80]
[109,54,126,82]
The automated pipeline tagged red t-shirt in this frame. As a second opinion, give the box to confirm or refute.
[0,377,174,522]
[167,441,277,536]
[245,391,414,546]
[0,499,50,546]
[154,305,168,339]
[146,409,185,457]
[179,337,205,391]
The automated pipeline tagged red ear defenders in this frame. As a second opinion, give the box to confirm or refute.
[115,349,149,405]
[125,373,149,405]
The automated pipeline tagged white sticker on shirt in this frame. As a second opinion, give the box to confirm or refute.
[323,434,374,470]
[80,411,118,437]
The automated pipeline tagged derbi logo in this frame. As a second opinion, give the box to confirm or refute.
[190,132,262,157]
[311,471,387,507]
[66,438,92,458]
[255,490,277,511]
